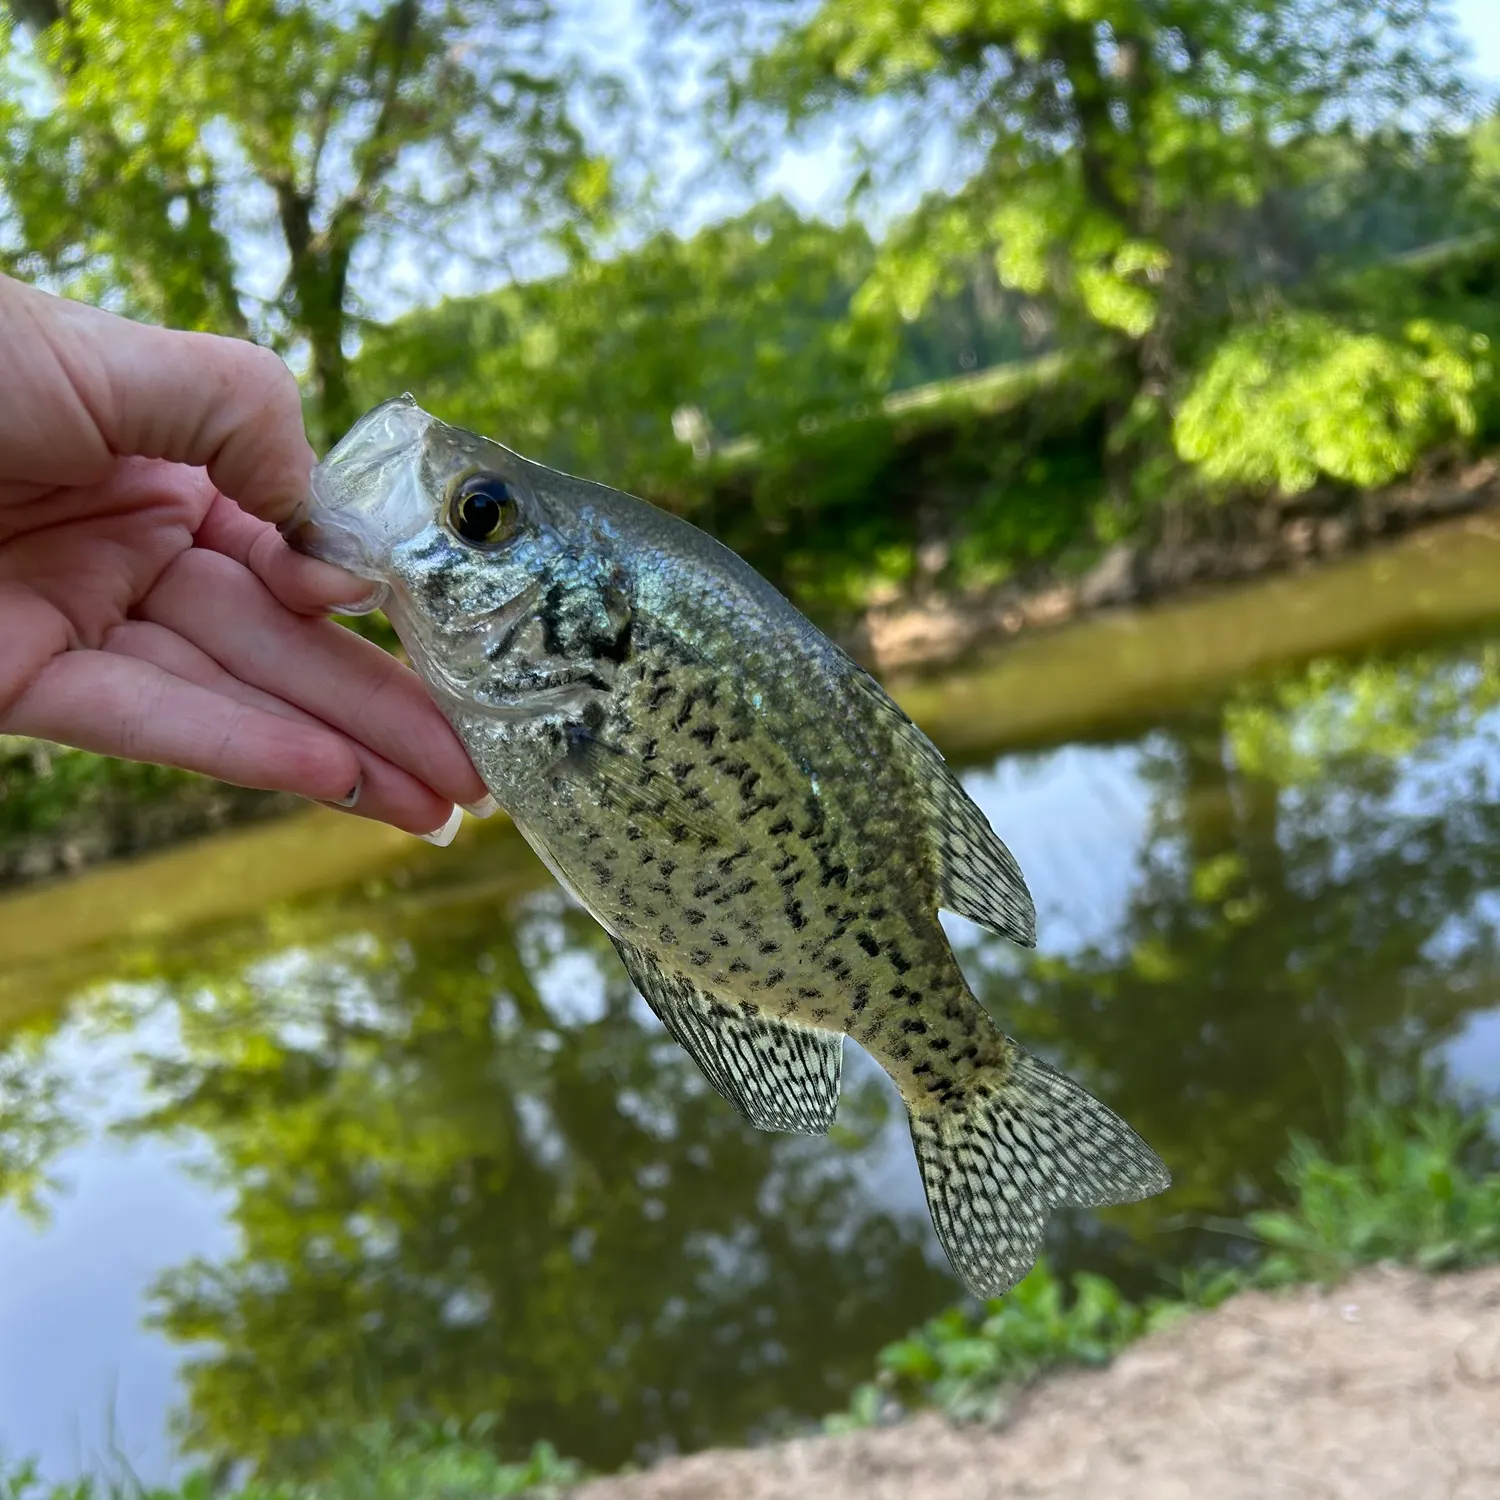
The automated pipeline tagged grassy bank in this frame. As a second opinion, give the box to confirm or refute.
[5,1062,1495,1499]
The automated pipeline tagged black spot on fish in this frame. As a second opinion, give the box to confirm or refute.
[684,908,706,926]
[642,738,658,762]
[851,983,871,1013]
[796,985,822,1000]
[900,1017,928,1035]
[765,968,785,987]
[690,949,711,966]
[582,699,605,732]
[729,959,750,974]
[670,761,694,782]
[658,924,676,945]
[710,930,729,948]
[855,931,879,957]
[647,683,675,710]
[596,606,633,665]
[758,939,780,956]
[591,861,612,884]
[888,947,912,975]
[927,1036,951,1053]
[890,983,910,1000]
[768,816,794,837]
[785,900,807,931]
[690,724,719,748]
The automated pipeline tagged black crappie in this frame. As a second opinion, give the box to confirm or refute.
[286,395,1170,1297]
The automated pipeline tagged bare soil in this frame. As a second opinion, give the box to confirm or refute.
[573,1265,1500,1500]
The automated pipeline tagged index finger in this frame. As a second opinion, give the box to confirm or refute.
[7,276,316,523]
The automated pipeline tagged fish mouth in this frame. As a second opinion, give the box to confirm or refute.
[280,394,436,609]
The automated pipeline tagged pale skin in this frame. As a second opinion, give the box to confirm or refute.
[0,273,487,834]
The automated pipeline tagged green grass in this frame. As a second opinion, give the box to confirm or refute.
[0,1429,586,1500]
[4,1061,1495,1495]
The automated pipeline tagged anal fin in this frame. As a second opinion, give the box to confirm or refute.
[612,937,843,1135]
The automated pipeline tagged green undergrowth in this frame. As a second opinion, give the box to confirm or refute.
[0,1432,586,1500]
[4,1064,1495,1496]
[827,1061,1500,1431]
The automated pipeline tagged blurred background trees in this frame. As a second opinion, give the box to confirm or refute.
[1,0,1497,606]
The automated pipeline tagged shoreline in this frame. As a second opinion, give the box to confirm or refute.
[850,452,1500,674]
[569,1265,1500,1500]
[3,463,1499,898]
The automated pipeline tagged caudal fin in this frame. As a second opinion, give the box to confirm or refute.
[909,1043,1170,1298]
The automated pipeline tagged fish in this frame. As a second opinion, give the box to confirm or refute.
[284,394,1170,1297]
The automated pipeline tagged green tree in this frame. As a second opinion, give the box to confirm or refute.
[708,0,1469,353]
[0,0,612,445]
[651,0,1477,500]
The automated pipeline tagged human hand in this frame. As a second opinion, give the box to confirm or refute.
[0,274,487,838]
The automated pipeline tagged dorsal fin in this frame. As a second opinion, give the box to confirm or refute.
[612,937,843,1135]
[845,672,1036,947]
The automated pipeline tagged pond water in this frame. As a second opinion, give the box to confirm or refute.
[4,517,1500,1484]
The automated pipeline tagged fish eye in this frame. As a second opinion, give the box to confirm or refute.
[447,474,520,547]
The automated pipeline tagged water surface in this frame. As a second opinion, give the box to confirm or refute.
[4,518,1500,1481]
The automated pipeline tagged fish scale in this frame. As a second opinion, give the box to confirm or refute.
[289,394,1172,1298]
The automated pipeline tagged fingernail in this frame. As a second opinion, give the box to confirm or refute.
[334,777,363,809]
[330,581,390,618]
[416,805,463,847]
[461,792,499,818]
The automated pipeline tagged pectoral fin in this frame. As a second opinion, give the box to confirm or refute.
[555,731,731,850]
[612,937,843,1135]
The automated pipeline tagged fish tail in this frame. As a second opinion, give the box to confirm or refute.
[908,1042,1170,1298]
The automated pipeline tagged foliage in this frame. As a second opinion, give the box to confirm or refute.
[1250,1067,1500,1281]
[354,200,889,501]
[0,1431,585,1500]
[0,738,197,842]
[679,0,1472,359]
[0,0,610,444]
[1175,311,1495,492]
[832,1261,1172,1429]
[357,197,1111,618]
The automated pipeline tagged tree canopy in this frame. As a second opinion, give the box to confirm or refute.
[0,0,612,445]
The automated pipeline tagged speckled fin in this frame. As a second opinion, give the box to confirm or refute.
[848,674,1036,946]
[910,1044,1171,1298]
[612,937,843,1135]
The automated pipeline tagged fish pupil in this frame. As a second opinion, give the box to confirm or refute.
[451,476,515,544]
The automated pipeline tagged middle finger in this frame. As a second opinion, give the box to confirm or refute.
[136,547,488,809]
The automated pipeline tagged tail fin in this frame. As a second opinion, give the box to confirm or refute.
[909,1043,1170,1298]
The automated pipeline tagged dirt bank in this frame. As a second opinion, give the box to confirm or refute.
[855,453,1500,672]
[573,1265,1500,1500]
